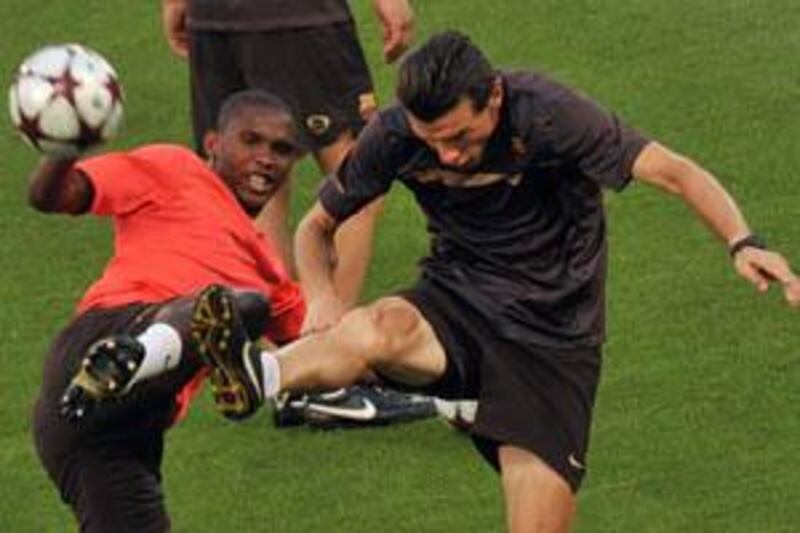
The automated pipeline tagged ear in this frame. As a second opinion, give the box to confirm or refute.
[203,130,220,161]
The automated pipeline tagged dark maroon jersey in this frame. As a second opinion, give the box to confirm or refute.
[319,71,650,347]
[187,0,352,32]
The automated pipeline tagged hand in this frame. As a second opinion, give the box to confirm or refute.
[301,292,347,335]
[734,247,800,307]
[162,0,189,58]
[372,0,415,63]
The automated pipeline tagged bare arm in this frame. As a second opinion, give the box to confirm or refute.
[330,196,385,307]
[372,0,415,63]
[633,141,800,306]
[633,142,751,243]
[295,201,349,332]
[162,0,189,58]
[28,156,93,214]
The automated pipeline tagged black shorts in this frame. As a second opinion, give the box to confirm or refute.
[395,279,602,492]
[188,22,376,152]
[33,303,198,532]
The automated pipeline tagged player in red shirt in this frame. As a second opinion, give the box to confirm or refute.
[30,90,304,532]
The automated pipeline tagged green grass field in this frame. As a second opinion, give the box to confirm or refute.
[2,1,799,531]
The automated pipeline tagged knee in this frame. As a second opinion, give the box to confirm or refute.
[332,297,422,359]
[371,298,420,341]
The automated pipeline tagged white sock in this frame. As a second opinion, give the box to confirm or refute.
[126,323,182,390]
[260,350,281,399]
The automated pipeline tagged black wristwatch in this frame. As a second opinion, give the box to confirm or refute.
[728,234,767,259]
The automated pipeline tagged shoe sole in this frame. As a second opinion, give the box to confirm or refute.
[61,337,142,421]
[69,367,108,398]
[191,285,261,420]
[73,337,138,398]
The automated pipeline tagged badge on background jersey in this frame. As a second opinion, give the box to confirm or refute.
[358,92,377,120]
[305,114,332,137]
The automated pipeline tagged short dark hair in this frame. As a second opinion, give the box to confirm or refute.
[216,89,294,131]
[396,31,495,121]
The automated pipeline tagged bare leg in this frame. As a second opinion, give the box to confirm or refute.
[277,296,447,392]
[499,446,576,533]
[253,176,294,274]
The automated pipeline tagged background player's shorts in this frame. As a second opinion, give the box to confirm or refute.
[394,279,602,492]
[189,22,376,152]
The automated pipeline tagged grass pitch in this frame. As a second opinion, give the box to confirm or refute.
[1,1,799,531]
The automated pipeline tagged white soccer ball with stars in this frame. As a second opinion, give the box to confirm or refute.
[9,43,123,158]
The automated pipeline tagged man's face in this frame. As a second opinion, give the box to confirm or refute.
[407,82,503,171]
[205,108,298,216]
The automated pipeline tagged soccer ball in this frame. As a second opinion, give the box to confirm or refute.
[434,399,478,432]
[8,43,123,157]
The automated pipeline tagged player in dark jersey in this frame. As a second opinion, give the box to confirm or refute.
[79,31,800,531]
[160,0,434,428]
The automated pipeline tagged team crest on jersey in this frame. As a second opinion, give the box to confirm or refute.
[358,92,378,120]
[306,114,332,137]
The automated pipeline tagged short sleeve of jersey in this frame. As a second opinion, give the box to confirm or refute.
[317,116,396,221]
[544,83,650,191]
[77,146,183,216]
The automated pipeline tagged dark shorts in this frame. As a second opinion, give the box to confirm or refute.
[33,303,198,533]
[188,22,376,152]
[394,279,601,492]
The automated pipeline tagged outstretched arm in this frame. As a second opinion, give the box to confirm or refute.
[28,156,93,215]
[294,201,348,333]
[162,0,189,58]
[372,0,415,63]
[632,141,800,306]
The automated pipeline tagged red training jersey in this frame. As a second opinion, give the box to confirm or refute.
[76,144,305,419]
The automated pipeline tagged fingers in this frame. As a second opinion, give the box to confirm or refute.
[374,0,414,63]
[783,279,800,307]
[300,321,327,336]
[167,37,189,59]
[300,292,348,335]
[735,248,800,306]
[162,2,189,58]
[737,260,770,292]
[383,27,412,63]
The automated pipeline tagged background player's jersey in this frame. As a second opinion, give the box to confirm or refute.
[187,0,352,32]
